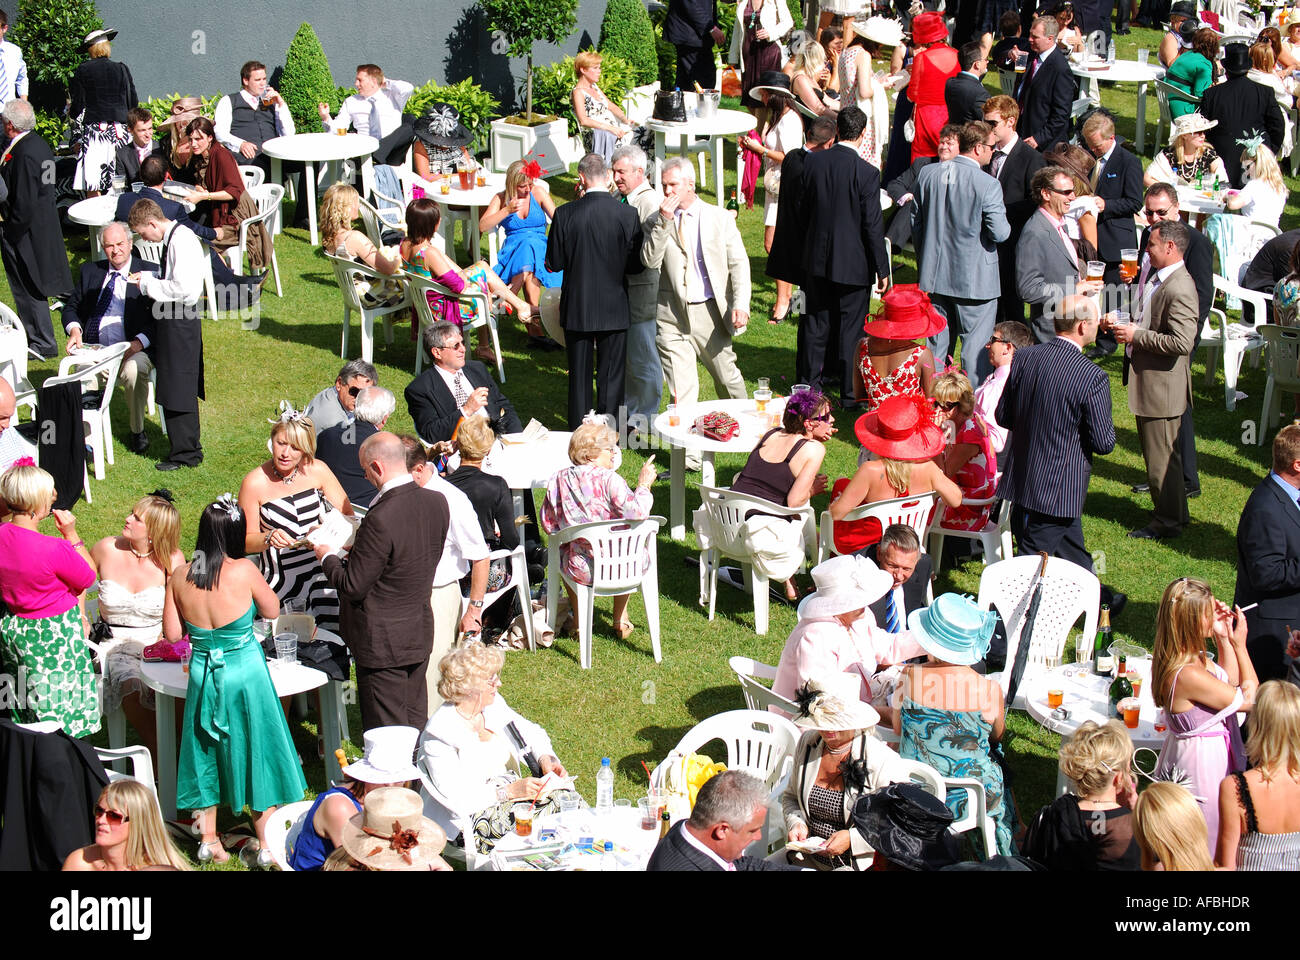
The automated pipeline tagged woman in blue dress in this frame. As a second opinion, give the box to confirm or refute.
[892,592,1018,855]
[162,496,306,866]
[478,158,562,338]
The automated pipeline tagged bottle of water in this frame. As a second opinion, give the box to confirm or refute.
[601,840,616,870]
[596,757,614,815]
[1107,39,1116,62]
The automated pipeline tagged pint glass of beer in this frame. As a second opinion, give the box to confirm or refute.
[1120,248,1138,282]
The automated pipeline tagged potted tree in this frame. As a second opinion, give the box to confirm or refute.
[481,0,579,174]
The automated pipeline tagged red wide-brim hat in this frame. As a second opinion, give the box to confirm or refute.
[910,12,949,44]
[863,283,948,340]
[854,395,945,461]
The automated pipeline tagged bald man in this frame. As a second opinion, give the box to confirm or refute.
[0,375,35,471]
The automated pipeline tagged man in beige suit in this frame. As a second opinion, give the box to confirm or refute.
[642,155,750,431]
[1111,219,1198,540]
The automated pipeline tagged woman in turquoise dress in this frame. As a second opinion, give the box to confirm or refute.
[892,593,1017,856]
[162,496,306,866]
[479,159,562,316]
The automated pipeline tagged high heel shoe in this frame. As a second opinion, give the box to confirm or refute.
[614,619,635,640]
[197,840,229,864]
[239,842,275,869]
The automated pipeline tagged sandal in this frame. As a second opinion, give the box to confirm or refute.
[769,303,789,325]
[614,619,635,640]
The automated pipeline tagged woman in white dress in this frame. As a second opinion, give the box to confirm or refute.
[741,79,804,243]
[87,491,185,762]
[1224,139,1288,229]
[1247,41,1295,159]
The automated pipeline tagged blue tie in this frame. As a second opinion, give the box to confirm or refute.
[86,271,118,344]
[884,590,901,633]
[0,50,8,107]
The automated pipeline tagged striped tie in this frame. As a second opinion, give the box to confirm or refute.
[0,51,8,107]
[884,590,901,633]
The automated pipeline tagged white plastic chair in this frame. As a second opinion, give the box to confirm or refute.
[358,195,404,245]
[997,68,1016,97]
[323,251,411,364]
[263,799,314,872]
[1153,80,1200,154]
[234,183,284,299]
[415,755,483,870]
[43,343,128,482]
[895,757,946,798]
[928,497,1013,573]
[817,491,937,565]
[944,776,998,859]
[238,165,265,189]
[1256,324,1300,444]
[696,484,816,636]
[545,516,666,670]
[728,655,799,714]
[1210,273,1270,412]
[133,237,220,321]
[459,544,535,650]
[0,302,37,418]
[978,555,1100,708]
[94,745,156,795]
[405,270,503,379]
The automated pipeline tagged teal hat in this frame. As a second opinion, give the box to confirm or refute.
[907,593,997,666]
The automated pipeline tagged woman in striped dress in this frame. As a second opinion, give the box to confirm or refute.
[236,405,353,633]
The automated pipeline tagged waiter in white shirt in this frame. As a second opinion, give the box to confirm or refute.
[318,64,414,208]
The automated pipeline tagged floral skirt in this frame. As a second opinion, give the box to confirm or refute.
[0,606,102,737]
[73,121,130,192]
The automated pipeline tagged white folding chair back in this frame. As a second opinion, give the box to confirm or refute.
[944,776,998,859]
[0,302,37,418]
[728,655,798,714]
[1258,323,1300,443]
[263,799,314,871]
[404,270,502,379]
[324,251,411,364]
[979,555,1100,706]
[1211,273,1271,412]
[358,195,403,245]
[929,497,1013,573]
[818,491,937,565]
[235,183,284,299]
[459,544,535,650]
[997,68,1016,97]
[545,516,666,669]
[697,484,816,636]
[43,343,128,482]
[1084,29,1107,58]
[94,745,156,796]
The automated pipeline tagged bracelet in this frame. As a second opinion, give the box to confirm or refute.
[71,540,84,548]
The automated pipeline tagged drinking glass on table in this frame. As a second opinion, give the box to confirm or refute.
[1137,48,1149,65]
[754,376,771,412]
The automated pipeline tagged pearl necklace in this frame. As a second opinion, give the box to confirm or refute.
[129,545,151,560]
[823,741,853,756]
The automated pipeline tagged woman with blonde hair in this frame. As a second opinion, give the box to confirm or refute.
[1224,137,1287,228]
[787,40,831,116]
[447,416,521,610]
[1151,576,1257,856]
[1133,782,1214,871]
[1144,113,1229,187]
[63,780,190,871]
[237,405,353,632]
[931,371,998,533]
[319,183,402,304]
[571,50,632,163]
[1216,680,1300,869]
[478,158,562,325]
[69,28,136,195]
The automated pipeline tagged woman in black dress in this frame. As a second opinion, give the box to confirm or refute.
[69,28,137,196]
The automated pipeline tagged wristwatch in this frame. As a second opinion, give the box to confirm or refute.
[469,599,485,609]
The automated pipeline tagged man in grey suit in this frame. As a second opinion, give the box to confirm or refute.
[1016,166,1102,341]
[613,144,664,433]
[913,121,1009,388]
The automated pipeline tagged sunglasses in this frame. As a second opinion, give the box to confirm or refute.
[1145,206,1170,218]
[935,400,960,411]
[94,805,129,825]
[808,412,834,422]
[1049,186,1076,195]
[988,337,1013,346]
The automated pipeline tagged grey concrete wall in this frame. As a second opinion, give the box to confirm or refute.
[9,0,609,112]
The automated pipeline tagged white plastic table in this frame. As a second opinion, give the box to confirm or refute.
[1175,183,1230,215]
[1069,59,1166,154]
[68,192,194,258]
[141,653,338,820]
[262,132,379,245]
[407,170,507,261]
[478,430,574,520]
[489,804,662,871]
[648,108,758,207]
[652,397,775,540]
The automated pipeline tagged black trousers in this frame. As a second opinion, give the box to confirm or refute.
[247,153,309,227]
[1011,504,1095,572]
[566,328,627,430]
[1178,406,1199,490]
[161,406,203,465]
[1245,613,1292,683]
[799,279,872,400]
[675,44,717,91]
[995,242,1025,325]
[1,236,58,356]
[355,659,429,733]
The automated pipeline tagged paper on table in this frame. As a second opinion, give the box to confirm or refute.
[500,418,549,445]
[305,511,360,554]
[535,772,576,798]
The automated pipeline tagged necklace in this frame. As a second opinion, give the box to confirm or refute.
[129,545,151,560]
[824,741,853,756]
[272,463,300,485]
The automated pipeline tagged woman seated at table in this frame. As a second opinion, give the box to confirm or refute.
[1132,781,1214,871]
[63,780,190,871]
[1164,27,1219,118]
[828,395,961,554]
[541,421,656,640]
[1215,680,1300,870]
[400,197,534,364]
[853,284,940,413]
[1143,113,1228,187]
[1223,138,1287,228]
[318,183,403,307]
[1257,25,1299,73]
[478,158,561,330]
[411,102,476,182]
[892,593,1017,855]
[87,490,184,763]
[422,643,579,855]
[1053,3,1084,53]
[158,97,201,184]
[1022,720,1140,870]
[786,40,832,116]
[775,678,913,870]
[571,51,632,164]
[1159,8,1194,68]
[237,404,353,634]
[1151,576,1256,858]
[1046,143,1100,262]
[181,117,270,273]
[289,725,421,871]
[931,371,998,533]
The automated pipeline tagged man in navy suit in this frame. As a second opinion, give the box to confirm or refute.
[404,322,521,446]
[997,293,1125,611]
[944,42,991,123]
[1080,112,1143,353]
[664,0,721,91]
[646,770,792,871]
[984,95,1046,324]
[1014,17,1074,151]
[795,107,890,408]
[1235,424,1300,682]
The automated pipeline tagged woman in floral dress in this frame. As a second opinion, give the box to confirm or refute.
[931,371,997,531]
[853,283,942,413]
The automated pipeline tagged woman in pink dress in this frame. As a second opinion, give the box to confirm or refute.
[931,371,997,531]
[906,12,959,164]
[853,284,941,413]
[1151,577,1257,858]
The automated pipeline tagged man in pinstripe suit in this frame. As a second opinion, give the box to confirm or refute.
[996,294,1123,609]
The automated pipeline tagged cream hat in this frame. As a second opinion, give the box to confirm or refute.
[797,555,894,620]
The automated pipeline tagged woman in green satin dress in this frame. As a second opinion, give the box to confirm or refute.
[162,497,306,864]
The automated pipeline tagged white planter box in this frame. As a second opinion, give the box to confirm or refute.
[489,117,570,176]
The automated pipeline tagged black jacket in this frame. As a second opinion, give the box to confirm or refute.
[945,72,990,123]
[1,131,74,296]
[767,146,809,285]
[646,821,790,871]
[988,136,1047,234]
[1235,474,1300,679]
[885,155,938,248]
[1014,47,1074,151]
[1242,229,1300,296]
[1200,75,1286,187]
[62,256,159,353]
[797,144,888,288]
[446,465,519,552]
[115,140,168,183]
[315,419,379,508]
[663,0,717,47]
[69,57,137,125]
[545,190,643,333]
[404,360,522,446]
[1092,142,1143,263]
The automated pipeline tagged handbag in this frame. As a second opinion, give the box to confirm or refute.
[652,90,688,123]
[692,411,740,441]
[762,165,781,199]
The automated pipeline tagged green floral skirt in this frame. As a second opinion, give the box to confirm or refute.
[0,605,102,737]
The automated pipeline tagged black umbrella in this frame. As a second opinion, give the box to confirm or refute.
[1004,552,1051,712]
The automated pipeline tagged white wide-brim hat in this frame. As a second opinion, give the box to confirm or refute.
[1171,112,1218,138]
[798,554,894,620]
[345,725,421,784]
[855,16,906,47]
[792,674,882,731]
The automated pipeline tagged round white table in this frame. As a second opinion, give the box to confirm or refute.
[1175,183,1230,215]
[141,650,338,820]
[652,397,776,541]
[261,133,380,246]
[648,108,758,207]
[1069,59,1166,154]
[450,429,574,521]
[406,170,507,262]
[67,195,120,259]
[489,804,662,871]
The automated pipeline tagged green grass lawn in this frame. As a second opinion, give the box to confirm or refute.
[11,26,1287,867]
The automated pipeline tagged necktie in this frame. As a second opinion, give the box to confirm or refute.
[884,590,901,634]
[367,97,381,138]
[1090,155,1103,190]
[87,271,117,344]
[990,150,1006,180]
[452,371,470,409]
[1018,55,1039,109]
[0,49,8,107]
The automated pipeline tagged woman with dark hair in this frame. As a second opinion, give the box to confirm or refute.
[181,116,270,273]
[834,22,885,167]
[1257,25,1298,73]
[162,496,305,866]
[728,0,794,112]
[69,28,136,196]
[740,77,804,258]
[1164,28,1219,117]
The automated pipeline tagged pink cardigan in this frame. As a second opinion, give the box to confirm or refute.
[0,525,95,618]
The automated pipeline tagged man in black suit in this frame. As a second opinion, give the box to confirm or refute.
[316,431,448,732]
[1235,424,1300,682]
[663,0,721,92]
[646,770,791,871]
[0,101,71,360]
[315,385,392,509]
[945,42,991,123]
[1014,16,1074,152]
[62,221,158,454]
[862,525,932,630]
[545,153,644,429]
[1242,227,1300,308]
[984,95,1046,323]
[795,107,890,408]
[767,114,836,316]
[115,107,165,185]
[405,321,521,446]
[1201,43,1286,187]
[997,293,1124,611]
[1080,112,1143,343]
[885,124,961,250]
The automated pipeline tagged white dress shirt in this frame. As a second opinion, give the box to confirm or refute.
[213,89,295,153]
[679,822,737,870]
[0,40,27,105]
[419,472,489,586]
[136,224,203,306]
[435,364,488,421]
[674,201,715,304]
[325,80,414,138]
[66,268,145,347]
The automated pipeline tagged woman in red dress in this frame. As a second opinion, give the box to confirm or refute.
[906,12,959,164]
[853,283,942,413]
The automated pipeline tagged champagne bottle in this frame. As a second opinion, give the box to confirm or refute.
[1108,655,1133,718]
[660,809,672,838]
[1094,604,1113,675]
[726,189,739,213]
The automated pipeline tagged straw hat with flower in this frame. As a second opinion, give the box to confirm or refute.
[339,787,447,871]
[854,395,945,461]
